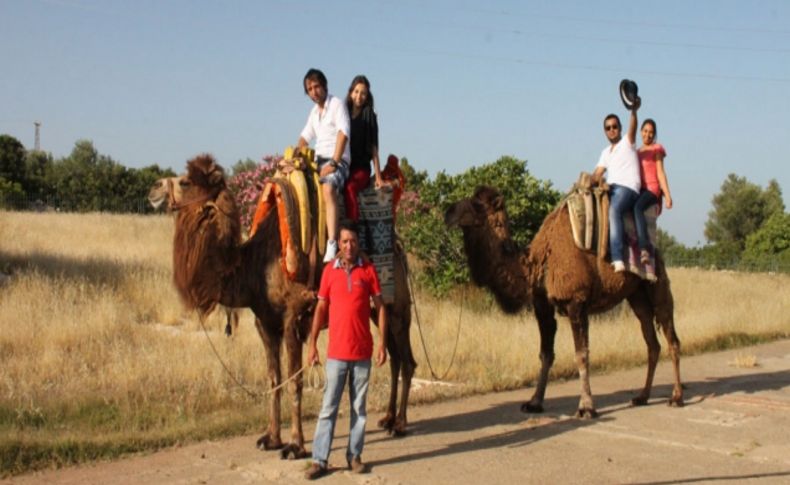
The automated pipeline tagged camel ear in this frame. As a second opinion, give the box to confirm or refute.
[491,194,505,211]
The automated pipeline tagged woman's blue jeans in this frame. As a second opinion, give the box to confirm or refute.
[311,358,371,467]
[608,184,639,263]
[634,190,658,251]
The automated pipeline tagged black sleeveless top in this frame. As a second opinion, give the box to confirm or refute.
[349,106,379,174]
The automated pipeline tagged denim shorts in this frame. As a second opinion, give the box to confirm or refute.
[317,157,349,190]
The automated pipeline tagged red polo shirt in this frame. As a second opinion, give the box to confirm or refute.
[317,257,382,360]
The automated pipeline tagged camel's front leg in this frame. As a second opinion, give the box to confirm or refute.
[280,314,308,460]
[253,317,284,450]
[378,336,400,433]
[522,295,556,413]
[568,303,597,419]
[382,308,415,436]
[394,318,416,437]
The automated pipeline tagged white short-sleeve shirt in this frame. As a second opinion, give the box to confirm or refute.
[596,137,641,193]
[300,94,351,162]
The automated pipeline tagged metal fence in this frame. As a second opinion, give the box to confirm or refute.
[0,193,154,214]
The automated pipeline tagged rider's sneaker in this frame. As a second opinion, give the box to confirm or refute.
[323,239,337,263]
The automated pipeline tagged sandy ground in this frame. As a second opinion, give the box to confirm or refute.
[4,339,790,484]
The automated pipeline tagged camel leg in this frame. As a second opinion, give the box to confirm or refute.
[522,294,557,413]
[280,310,308,460]
[224,307,239,337]
[568,302,597,419]
[253,317,284,450]
[392,310,415,436]
[652,270,683,407]
[626,287,661,406]
[378,332,400,434]
[370,306,397,432]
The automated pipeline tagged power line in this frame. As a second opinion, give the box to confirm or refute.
[375,43,790,84]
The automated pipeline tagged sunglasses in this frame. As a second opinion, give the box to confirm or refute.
[605,124,620,131]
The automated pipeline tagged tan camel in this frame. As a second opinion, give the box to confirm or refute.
[148,176,240,337]
[445,185,683,418]
[165,155,415,458]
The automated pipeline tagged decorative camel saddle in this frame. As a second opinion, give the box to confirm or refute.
[563,172,659,281]
[249,147,401,302]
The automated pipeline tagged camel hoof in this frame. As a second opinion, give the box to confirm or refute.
[256,433,284,451]
[279,444,308,460]
[390,418,408,437]
[224,323,233,337]
[631,396,649,406]
[520,402,544,414]
[378,414,395,431]
[575,407,599,419]
[668,397,684,408]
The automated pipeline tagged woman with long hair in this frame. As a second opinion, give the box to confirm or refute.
[344,75,383,222]
[635,118,673,264]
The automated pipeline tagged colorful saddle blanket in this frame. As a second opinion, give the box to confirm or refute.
[251,146,397,302]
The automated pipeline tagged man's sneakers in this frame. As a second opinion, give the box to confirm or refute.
[348,456,368,474]
[640,249,651,265]
[612,260,626,273]
[304,462,328,480]
[304,457,367,480]
[323,239,337,263]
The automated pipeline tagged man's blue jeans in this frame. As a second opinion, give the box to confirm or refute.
[608,184,639,264]
[311,358,371,467]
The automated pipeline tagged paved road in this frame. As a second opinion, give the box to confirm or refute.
[5,340,790,484]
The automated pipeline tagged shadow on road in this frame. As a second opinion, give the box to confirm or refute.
[358,366,789,467]
[626,470,790,484]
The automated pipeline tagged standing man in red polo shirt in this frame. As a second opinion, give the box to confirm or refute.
[305,224,387,480]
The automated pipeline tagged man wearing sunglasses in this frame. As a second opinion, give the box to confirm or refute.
[592,97,641,272]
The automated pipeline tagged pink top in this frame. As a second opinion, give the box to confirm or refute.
[638,143,667,198]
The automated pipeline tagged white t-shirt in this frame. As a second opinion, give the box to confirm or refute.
[596,137,641,193]
[300,94,351,162]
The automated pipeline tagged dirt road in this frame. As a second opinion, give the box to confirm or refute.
[5,340,790,484]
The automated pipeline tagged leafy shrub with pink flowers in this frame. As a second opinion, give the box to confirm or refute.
[226,156,279,232]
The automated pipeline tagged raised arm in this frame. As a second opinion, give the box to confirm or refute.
[627,98,641,146]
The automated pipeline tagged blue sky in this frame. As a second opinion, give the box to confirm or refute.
[2,0,789,246]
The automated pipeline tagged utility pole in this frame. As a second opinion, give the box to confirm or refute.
[34,121,41,151]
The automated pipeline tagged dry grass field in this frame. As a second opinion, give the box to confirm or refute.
[1,210,789,475]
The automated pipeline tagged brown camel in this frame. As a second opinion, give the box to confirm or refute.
[148,176,240,337]
[445,185,683,418]
[167,155,415,458]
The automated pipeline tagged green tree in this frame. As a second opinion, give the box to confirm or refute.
[0,135,28,208]
[0,134,26,184]
[741,212,790,271]
[704,174,784,251]
[399,156,560,294]
[24,150,55,200]
[230,158,259,176]
[49,140,134,211]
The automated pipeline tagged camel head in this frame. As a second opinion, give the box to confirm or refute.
[445,185,514,246]
[148,176,185,212]
[171,154,241,315]
[445,186,528,314]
